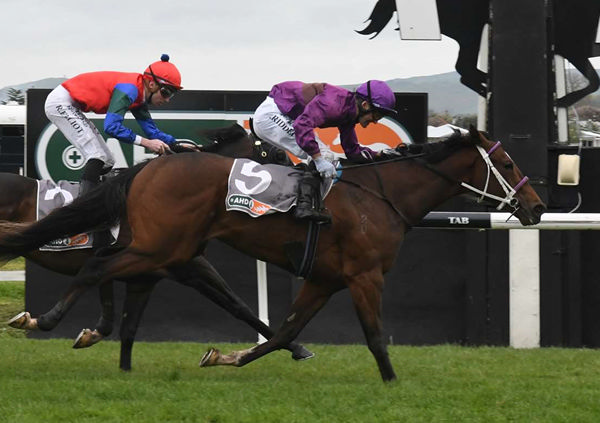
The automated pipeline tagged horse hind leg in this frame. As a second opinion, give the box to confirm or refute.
[171,257,314,361]
[200,279,332,368]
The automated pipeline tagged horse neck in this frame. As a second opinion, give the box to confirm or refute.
[375,150,478,224]
[214,139,253,159]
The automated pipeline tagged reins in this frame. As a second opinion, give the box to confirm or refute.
[336,154,424,225]
[334,139,530,222]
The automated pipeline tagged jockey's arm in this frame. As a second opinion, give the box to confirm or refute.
[103,85,172,154]
[338,124,377,162]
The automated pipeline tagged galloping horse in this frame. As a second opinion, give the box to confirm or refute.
[0,127,545,381]
[359,0,600,107]
[3,124,308,370]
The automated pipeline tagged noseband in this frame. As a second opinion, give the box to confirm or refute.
[463,141,529,210]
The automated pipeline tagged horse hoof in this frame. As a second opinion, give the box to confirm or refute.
[7,311,38,330]
[199,348,220,367]
[73,328,104,349]
[292,345,315,361]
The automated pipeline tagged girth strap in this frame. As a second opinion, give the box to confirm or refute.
[284,220,321,279]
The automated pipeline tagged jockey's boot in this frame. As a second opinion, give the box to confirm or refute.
[294,171,332,225]
[80,159,112,249]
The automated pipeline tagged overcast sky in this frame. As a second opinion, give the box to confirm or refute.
[5,0,599,91]
[3,0,468,90]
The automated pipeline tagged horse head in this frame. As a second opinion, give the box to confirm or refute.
[197,124,292,166]
[461,126,546,225]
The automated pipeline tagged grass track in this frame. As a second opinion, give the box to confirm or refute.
[2,281,600,421]
[0,338,599,422]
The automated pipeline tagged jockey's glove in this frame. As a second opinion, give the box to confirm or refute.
[314,157,337,179]
[374,147,406,161]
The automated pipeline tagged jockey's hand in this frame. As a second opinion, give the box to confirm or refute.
[171,140,201,154]
[141,138,172,155]
[375,148,404,161]
[314,157,336,179]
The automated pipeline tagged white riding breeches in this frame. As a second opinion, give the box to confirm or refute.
[252,96,331,162]
[44,85,115,169]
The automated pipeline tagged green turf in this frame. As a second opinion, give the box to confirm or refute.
[0,281,25,338]
[1,257,25,271]
[2,280,600,421]
[0,338,599,422]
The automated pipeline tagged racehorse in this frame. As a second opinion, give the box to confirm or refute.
[359,0,600,107]
[3,124,307,370]
[0,126,545,381]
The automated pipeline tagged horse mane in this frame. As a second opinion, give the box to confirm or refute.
[198,124,248,152]
[408,131,473,164]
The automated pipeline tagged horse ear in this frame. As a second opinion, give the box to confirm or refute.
[468,124,482,144]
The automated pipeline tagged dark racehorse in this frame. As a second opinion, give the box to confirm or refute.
[359,0,600,107]
[3,124,306,370]
[0,127,545,381]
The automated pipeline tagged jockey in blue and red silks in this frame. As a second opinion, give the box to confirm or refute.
[44,54,182,197]
[252,80,398,224]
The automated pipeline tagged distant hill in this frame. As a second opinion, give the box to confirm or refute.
[0,77,65,103]
[386,72,479,115]
[2,70,598,115]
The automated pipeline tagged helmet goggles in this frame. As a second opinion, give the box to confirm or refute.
[147,65,179,99]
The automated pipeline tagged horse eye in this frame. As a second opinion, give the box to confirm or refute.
[504,162,514,170]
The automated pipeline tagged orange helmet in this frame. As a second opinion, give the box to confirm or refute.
[143,54,182,90]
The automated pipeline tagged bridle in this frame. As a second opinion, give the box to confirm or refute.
[336,139,530,223]
[462,141,529,211]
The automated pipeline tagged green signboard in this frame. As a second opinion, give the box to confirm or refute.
[34,112,247,182]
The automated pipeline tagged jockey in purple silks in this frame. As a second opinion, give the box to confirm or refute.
[252,80,398,224]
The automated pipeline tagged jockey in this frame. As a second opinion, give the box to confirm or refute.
[44,54,182,197]
[252,80,397,224]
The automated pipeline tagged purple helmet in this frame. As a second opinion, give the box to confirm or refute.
[356,80,397,116]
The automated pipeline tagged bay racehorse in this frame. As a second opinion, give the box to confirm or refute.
[3,124,307,370]
[0,126,545,381]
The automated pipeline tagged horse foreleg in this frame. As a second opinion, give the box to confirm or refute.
[72,281,116,349]
[118,278,157,371]
[200,279,332,368]
[171,257,314,361]
[7,311,38,330]
[36,270,99,331]
[94,281,115,336]
[37,249,131,332]
[347,271,396,382]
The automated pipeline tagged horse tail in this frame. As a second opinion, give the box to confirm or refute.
[356,0,395,39]
[0,160,152,263]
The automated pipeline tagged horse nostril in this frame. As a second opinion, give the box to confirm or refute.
[534,204,546,217]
